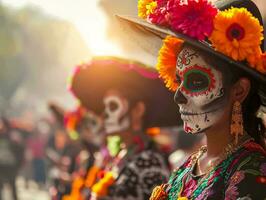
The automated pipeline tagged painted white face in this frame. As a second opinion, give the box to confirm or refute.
[175,46,227,134]
[80,111,103,146]
[84,111,102,135]
[103,95,130,134]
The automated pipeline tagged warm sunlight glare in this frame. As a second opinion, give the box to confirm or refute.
[2,0,123,56]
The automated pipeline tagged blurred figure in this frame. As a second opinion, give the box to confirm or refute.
[69,57,179,200]
[0,118,24,200]
[46,128,71,199]
[26,126,47,188]
[62,106,103,200]
[70,107,103,173]
[45,102,70,199]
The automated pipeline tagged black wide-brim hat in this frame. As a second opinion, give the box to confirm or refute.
[70,56,180,128]
[116,0,266,103]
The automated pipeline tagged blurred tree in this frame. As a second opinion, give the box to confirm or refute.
[0,4,25,106]
[0,4,90,114]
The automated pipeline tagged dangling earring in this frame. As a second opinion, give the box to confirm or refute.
[230,101,244,144]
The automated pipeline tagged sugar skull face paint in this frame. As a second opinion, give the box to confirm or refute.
[175,46,227,134]
[103,92,130,134]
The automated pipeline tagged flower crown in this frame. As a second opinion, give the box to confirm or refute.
[64,106,87,140]
[138,0,266,91]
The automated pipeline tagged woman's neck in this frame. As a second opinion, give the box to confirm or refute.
[204,122,234,157]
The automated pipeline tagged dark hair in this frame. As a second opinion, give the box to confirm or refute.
[201,49,265,144]
[229,66,265,144]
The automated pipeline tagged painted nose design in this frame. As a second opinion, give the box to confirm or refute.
[174,89,187,105]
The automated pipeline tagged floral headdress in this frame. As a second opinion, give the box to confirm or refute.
[64,106,87,140]
[138,0,266,91]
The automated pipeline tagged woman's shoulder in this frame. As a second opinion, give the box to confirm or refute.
[234,141,266,165]
[224,142,266,199]
[227,141,266,174]
[242,141,266,154]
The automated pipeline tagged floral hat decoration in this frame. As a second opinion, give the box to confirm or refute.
[117,0,266,98]
[63,105,87,140]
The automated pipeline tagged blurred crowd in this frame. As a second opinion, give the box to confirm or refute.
[1,99,265,200]
[0,100,206,200]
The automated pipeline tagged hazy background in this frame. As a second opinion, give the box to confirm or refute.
[0,0,265,118]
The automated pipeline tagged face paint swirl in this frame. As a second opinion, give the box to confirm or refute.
[175,47,227,134]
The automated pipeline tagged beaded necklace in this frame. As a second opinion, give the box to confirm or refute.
[174,135,253,200]
[149,135,254,200]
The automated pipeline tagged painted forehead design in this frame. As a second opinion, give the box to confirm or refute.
[176,47,199,70]
[176,47,218,96]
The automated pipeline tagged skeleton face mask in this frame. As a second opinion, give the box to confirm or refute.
[83,111,102,135]
[175,46,227,134]
[80,111,103,146]
[103,93,130,134]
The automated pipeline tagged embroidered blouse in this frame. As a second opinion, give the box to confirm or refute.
[166,141,266,200]
[107,149,169,200]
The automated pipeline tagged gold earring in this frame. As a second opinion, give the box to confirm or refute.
[230,101,244,144]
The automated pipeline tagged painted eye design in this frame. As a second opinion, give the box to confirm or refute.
[185,72,209,91]
[181,65,215,96]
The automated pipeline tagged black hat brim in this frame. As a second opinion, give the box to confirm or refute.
[116,15,266,85]
[71,56,181,128]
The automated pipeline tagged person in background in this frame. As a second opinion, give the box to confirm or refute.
[62,106,104,200]
[26,125,47,188]
[0,117,24,200]
[69,56,179,200]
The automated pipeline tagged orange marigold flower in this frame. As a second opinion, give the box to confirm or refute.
[209,7,263,61]
[156,35,184,91]
[258,53,266,74]
[138,0,157,19]
[248,50,266,74]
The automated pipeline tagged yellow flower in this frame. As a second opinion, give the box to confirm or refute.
[91,172,115,197]
[138,0,157,19]
[209,7,263,61]
[156,36,184,91]
[149,184,168,200]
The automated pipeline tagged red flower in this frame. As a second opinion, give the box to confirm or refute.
[169,0,218,40]
[148,0,171,25]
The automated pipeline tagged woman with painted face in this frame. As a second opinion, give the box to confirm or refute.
[118,0,266,199]
[70,56,180,200]
[61,106,103,200]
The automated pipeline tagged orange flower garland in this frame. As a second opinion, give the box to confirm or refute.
[156,36,184,92]
[247,49,266,74]
[91,172,115,197]
[84,165,100,188]
[257,53,266,74]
